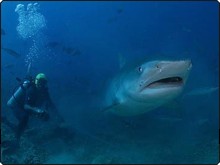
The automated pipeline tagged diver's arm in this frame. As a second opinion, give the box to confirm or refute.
[24,104,44,114]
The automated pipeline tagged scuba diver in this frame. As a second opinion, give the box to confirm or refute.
[7,72,64,141]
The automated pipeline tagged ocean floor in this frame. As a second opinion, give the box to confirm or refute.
[1,116,219,164]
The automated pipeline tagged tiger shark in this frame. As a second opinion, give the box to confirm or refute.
[103,60,192,116]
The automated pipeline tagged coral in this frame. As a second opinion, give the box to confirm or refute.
[1,122,49,164]
[21,143,49,164]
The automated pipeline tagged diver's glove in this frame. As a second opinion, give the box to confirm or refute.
[34,108,45,114]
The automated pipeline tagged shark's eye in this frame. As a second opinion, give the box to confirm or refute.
[138,66,143,73]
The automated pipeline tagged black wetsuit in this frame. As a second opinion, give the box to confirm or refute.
[14,83,57,140]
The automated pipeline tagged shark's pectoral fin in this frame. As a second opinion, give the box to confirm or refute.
[102,103,119,112]
[101,100,120,113]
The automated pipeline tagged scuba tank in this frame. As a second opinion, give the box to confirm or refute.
[7,62,33,109]
[7,78,33,109]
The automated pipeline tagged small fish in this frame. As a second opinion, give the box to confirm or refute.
[62,46,74,54]
[45,41,60,48]
[72,49,81,56]
[117,8,123,14]
[9,71,15,76]
[107,17,117,23]
[4,64,14,69]
[1,28,5,35]
[197,119,209,126]
[2,47,21,58]
[62,46,81,56]
[182,26,192,33]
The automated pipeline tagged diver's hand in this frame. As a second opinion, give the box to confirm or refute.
[33,108,49,121]
[33,108,45,114]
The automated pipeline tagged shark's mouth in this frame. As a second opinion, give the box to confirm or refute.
[146,77,183,88]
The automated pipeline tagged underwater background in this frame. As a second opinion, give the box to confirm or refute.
[1,1,219,164]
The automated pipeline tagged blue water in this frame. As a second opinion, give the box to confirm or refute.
[1,1,219,164]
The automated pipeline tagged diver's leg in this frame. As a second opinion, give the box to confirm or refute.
[15,113,29,141]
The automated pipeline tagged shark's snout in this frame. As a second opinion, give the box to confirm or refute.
[140,60,192,91]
